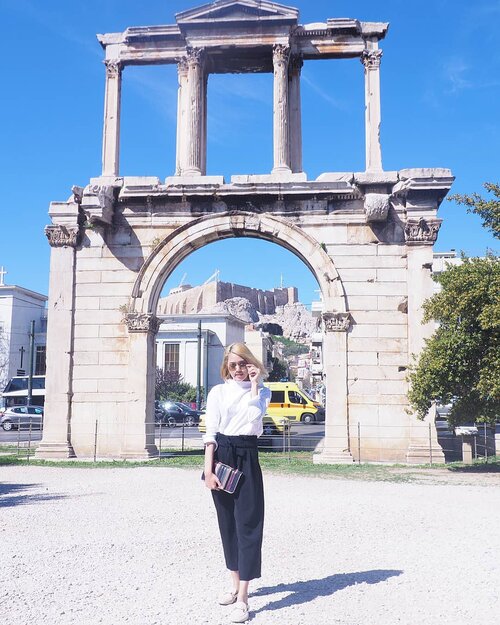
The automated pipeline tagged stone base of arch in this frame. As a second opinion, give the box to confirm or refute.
[313,449,354,465]
[406,443,445,465]
[35,442,76,460]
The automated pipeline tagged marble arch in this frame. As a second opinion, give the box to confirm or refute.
[130,211,346,315]
[37,0,454,463]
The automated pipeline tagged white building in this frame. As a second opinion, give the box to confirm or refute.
[156,313,246,396]
[0,277,47,391]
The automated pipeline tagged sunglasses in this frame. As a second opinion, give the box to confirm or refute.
[228,361,248,371]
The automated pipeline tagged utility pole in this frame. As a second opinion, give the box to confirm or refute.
[196,319,202,410]
[27,320,35,406]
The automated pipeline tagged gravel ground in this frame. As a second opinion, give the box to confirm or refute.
[1,466,499,625]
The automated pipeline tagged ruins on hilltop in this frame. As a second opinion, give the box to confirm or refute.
[37,0,454,464]
[158,280,297,316]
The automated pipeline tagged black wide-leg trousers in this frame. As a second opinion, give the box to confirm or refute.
[212,433,264,581]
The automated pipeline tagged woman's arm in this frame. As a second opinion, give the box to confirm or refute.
[204,442,221,490]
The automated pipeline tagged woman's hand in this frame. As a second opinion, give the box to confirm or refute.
[246,364,260,383]
[205,472,222,490]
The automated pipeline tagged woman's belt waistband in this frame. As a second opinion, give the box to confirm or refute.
[216,433,258,448]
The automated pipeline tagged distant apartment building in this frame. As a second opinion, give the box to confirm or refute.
[0,277,47,391]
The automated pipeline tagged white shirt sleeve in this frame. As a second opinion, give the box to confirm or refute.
[202,385,221,448]
[246,386,271,422]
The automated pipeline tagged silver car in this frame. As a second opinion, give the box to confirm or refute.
[0,405,44,431]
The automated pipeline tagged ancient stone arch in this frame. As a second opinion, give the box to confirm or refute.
[37,0,454,463]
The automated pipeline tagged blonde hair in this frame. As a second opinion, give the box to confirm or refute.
[220,342,267,381]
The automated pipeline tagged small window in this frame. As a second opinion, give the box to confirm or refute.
[288,391,305,405]
[35,346,46,376]
[271,390,285,404]
[164,344,180,374]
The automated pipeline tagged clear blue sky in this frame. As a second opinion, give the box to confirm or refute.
[1,0,499,306]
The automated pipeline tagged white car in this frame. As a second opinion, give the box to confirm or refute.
[0,405,44,431]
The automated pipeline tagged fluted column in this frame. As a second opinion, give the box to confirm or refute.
[201,72,208,176]
[183,48,206,176]
[289,54,303,173]
[361,48,383,172]
[272,44,292,174]
[175,58,189,176]
[101,59,122,177]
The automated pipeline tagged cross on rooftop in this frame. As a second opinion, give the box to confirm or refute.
[0,266,7,286]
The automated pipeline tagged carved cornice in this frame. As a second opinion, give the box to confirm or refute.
[82,184,115,226]
[125,312,162,334]
[71,185,84,204]
[104,59,122,78]
[322,312,351,332]
[186,47,205,68]
[45,225,81,248]
[361,49,383,69]
[364,193,390,222]
[404,218,442,245]
[273,44,291,68]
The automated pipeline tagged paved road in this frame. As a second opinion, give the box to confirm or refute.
[0,422,325,447]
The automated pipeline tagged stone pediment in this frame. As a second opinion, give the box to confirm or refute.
[176,0,299,26]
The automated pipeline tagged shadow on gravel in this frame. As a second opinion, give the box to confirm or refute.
[447,462,500,473]
[0,482,67,508]
[252,569,403,613]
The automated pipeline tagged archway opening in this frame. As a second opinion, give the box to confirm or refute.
[150,234,328,445]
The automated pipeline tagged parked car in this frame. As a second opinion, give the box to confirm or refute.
[156,401,202,427]
[1,405,44,431]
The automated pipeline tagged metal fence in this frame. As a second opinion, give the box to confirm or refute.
[1,417,498,464]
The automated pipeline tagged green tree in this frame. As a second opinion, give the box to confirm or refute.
[408,255,500,424]
[267,356,289,382]
[155,367,201,404]
[449,182,500,239]
[271,335,309,357]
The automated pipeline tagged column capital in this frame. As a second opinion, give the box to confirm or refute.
[104,59,123,78]
[125,312,161,334]
[322,312,352,333]
[273,43,291,66]
[45,225,81,248]
[404,218,442,245]
[361,49,383,70]
[178,57,189,76]
[186,47,206,68]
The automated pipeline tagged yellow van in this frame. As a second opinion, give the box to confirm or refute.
[264,382,324,425]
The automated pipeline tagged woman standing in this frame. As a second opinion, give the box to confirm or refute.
[203,342,271,623]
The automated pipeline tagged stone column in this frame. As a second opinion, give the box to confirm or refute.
[361,48,383,172]
[404,218,446,463]
[182,48,206,176]
[313,312,354,464]
[289,55,303,174]
[272,44,292,174]
[35,224,82,459]
[201,72,208,176]
[175,58,189,176]
[101,59,122,177]
[121,313,160,459]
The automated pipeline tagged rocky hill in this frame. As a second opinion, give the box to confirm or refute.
[201,297,316,339]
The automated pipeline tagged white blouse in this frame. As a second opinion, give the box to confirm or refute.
[202,379,271,448]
